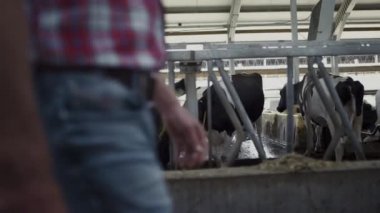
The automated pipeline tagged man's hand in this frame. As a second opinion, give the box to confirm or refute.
[161,105,208,169]
[151,73,208,169]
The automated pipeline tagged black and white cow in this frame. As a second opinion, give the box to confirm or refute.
[197,73,265,135]
[277,74,364,161]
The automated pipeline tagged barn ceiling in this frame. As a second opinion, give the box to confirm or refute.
[162,0,380,43]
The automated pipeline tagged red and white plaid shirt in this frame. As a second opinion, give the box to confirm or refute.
[26,0,166,71]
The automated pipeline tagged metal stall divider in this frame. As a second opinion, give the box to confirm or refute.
[286,57,295,153]
[216,60,267,160]
[207,60,247,166]
[315,59,365,160]
[305,0,365,160]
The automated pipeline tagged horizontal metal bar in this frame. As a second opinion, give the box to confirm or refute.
[164,4,380,14]
[167,40,380,61]
[166,39,380,50]
[165,27,380,37]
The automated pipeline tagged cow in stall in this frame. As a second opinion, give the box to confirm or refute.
[198,73,264,135]
[277,74,364,161]
[157,73,265,168]
[198,73,265,165]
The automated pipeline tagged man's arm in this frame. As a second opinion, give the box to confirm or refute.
[151,73,208,168]
[0,1,66,212]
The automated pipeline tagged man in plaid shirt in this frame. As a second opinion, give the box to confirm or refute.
[0,0,208,212]
[27,0,167,70]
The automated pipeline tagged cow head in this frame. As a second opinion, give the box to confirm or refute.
[277,80,304,113]
[174,79,186,96]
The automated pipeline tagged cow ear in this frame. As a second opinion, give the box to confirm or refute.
[351,81,365,116]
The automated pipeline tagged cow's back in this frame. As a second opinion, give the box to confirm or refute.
[232,73,265,123]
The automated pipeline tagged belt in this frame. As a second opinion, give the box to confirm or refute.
[35,64,155,101]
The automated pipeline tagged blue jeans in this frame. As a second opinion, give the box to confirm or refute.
[35,71,172,213]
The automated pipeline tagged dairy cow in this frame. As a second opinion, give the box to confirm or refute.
[277,74,364,160]
[198,73,264,135]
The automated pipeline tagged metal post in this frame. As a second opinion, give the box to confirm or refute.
[180,62,202,118]
[290,0,300,83]
[168,61,175,89]
[184,72,198,117]
[286,57,295,152]
[216,60,267,160]
[229,59,236,75]
[206,60,213,166]
[227,0,241,77]
[207,63,246,165]
[331,56,340,75]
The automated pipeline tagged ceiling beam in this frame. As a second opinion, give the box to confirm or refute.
[307,0,335,41]
[317,0,336,41]
[227,0,242,42]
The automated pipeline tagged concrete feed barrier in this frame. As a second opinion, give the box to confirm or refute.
[166,157,380,213]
